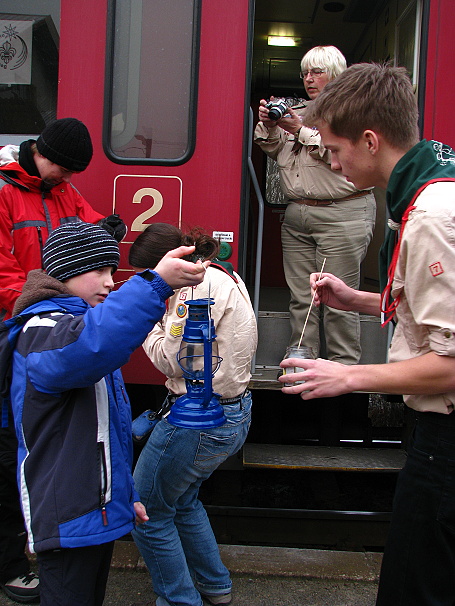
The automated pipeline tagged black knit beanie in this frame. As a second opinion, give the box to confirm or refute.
[43,222,120,282]
[36,118,93,172]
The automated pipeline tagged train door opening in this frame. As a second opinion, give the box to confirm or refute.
[248,0,423,365]
[245,0,423,446]
[199,1,425,544]
[237,0,424,506]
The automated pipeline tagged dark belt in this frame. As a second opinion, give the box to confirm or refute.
[220,390,250,405]
[415,410,455,426]
[168,390,249,406]
[291,190,371,206]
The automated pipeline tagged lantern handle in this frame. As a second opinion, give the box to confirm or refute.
[201,325,213,405]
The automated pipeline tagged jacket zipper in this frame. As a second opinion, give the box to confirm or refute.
[98,441,109,526]
[37,226,43,263]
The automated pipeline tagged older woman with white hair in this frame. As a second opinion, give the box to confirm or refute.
[254,45,376,368]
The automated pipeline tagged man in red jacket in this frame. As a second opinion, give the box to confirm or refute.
[0,117,127,321]
[0,117,126,603]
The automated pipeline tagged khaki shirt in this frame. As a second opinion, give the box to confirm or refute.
[389,181,455,413]
[254,102,361,200]
[143,266,258,398]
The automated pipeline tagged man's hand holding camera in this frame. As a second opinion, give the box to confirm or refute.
[259,98,302,135]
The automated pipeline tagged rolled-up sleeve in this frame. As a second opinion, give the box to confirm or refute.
[391,182,455,358]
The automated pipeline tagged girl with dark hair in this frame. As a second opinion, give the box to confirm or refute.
[129,224,257,606]
[129,224,219,270]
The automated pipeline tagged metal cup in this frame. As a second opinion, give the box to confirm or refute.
[282,345,314,387]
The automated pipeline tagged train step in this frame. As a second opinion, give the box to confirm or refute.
[249,366,282,389]
[252,311,388,386]
[243,443,406,472]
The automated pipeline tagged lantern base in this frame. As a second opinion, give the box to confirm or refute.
[167,392,226,429]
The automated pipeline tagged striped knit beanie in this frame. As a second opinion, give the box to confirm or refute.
[43,222,120,281]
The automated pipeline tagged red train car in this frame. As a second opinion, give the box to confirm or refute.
[55,0,251,385]
[1,0,454,541]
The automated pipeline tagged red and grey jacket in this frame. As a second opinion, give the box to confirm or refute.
[0,156,103,319]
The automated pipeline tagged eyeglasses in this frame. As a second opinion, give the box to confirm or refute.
[300,68,326,79]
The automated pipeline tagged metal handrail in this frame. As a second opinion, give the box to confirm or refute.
[247,107,265,372]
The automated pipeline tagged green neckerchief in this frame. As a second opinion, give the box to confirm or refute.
[379,139,455,295]
[210,258,238,283]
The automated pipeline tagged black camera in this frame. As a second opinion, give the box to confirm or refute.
[265,100,288,121]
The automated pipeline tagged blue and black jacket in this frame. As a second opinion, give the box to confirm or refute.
[10,270,172,553]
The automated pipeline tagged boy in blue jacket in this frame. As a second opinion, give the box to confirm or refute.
[8,222,207,606]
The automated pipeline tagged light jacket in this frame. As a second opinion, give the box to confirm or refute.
[0,144,103,319]
[389,179,455,414]
[143,264,257,398]
[10,269,173,553]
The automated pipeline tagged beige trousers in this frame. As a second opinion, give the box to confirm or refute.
[281,193,376,364]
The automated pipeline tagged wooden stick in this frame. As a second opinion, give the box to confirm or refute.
[298,257,327,348]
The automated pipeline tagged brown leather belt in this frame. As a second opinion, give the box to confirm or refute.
[291,190,371,206]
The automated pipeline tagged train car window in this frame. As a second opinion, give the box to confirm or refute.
[0,1,59,142]
[106,0,200,164]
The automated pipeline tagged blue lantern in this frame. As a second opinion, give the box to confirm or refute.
[166,298,226,428]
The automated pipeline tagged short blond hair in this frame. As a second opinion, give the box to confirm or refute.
[300,46,347,81]
[305,63,419,150]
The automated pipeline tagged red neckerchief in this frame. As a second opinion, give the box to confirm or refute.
[210,262,239,283]
[380,178,455,326]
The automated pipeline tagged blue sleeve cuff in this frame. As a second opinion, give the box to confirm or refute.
[137,269,174,301]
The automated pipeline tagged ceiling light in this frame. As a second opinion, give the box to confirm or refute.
[267,36,298,47]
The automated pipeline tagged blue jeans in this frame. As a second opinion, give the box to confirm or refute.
[132,392,252,606]
[376,411,455,605]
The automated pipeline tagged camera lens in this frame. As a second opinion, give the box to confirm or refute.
[266,101,287,121]
[268,106,283,121]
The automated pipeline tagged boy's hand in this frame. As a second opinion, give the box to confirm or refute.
[309,271,355,311]
[279,357,350,400]
[154,246,209,289]
[134,501,149,525]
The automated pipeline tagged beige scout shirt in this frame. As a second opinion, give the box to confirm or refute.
[254,102,360,200]
[389,181,455,413]
[143,265,258,398]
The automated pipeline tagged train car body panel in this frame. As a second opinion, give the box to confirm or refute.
[2,0,455,433]
[58,0,251,265]
[423,0,455,144]
[55,0,251,383]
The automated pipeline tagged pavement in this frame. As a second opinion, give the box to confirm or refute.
[0,541,383,606]
[111,540,383,581]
